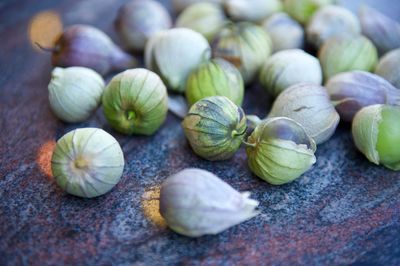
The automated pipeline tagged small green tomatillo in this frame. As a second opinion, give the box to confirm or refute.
[319,35,378,81]
[51,128,125,198]
[185,58,244,107]
[245,117,317,185]
[212,22,272,84]
[182,96,247,161]
[352,104,400,170]
[102,68,168,135]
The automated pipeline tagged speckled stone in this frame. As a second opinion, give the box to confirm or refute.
[0,0,399,265]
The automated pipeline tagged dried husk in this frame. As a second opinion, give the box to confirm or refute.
[160,168,259,237]
[326,71,400,122]
[360,5,400,55]
[51,25,137,76]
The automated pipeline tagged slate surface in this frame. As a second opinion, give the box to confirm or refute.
[0,0,399,265]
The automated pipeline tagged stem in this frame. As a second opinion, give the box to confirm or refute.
[241,139,256,148]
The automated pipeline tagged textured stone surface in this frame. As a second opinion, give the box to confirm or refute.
[0,0,399,265]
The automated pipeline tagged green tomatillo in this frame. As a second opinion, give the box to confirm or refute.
[185,58,244,107]
[182,96,247,161]
[352,104,400,170]
[102,68,168,135]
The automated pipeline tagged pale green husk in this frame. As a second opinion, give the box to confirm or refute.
[268,83,340,144]
[102,68,168,135]
[182,96,247,161]
[259,49,322,97]
[306,5,361,48]
[171,0,222,13]
[283,0,333,24]
[48,67,105,123]
[212,22,272,84]
[145,28,211,92]
[319,35,378,80]
[262,12,304,53]
[159,168,259,237]
[175,2,226,41]
[51,128,124,198]
[246,118,316,185]
[224,0,282,22]
[185,58,244,106]
[351,105,382,165]
[375,48,400,89]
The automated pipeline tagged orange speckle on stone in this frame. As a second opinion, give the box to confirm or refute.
[141,185,167,228]
[36,140,56,180]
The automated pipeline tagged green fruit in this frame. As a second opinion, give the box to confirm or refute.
[352,104,400,170]
[319,35,378,80]
[102,68,168,135]
[182,96,246,161]
[186,58,244,106]
[246,117,316,185]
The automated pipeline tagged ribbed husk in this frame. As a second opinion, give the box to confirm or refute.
[318,35,378,80]
[262,12,304,53]
[224,0,282,23]
[326,71,400,122]
[48,67,105,123]
[259,49,322,97]
[212,22,272,84]
[246,118,316,185]
[185,58,244,106]
[306,5,361,49]
[268,83,340,144]
[145,28,211,93]
[175,2,227,42]
[352,105,400,170]
[283,0,333,25]
[171,0,222,13]
[102,68,168,135]
[351,105,382,165]
[159,168,259,237]
[182,96,247,161]
[51,128,124,198]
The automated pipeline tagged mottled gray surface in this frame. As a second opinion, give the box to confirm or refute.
[0,0,399,265]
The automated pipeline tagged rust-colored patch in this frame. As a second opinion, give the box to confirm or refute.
[36,140,56,180]
[141,185,167,228]
[220,55,242,68]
